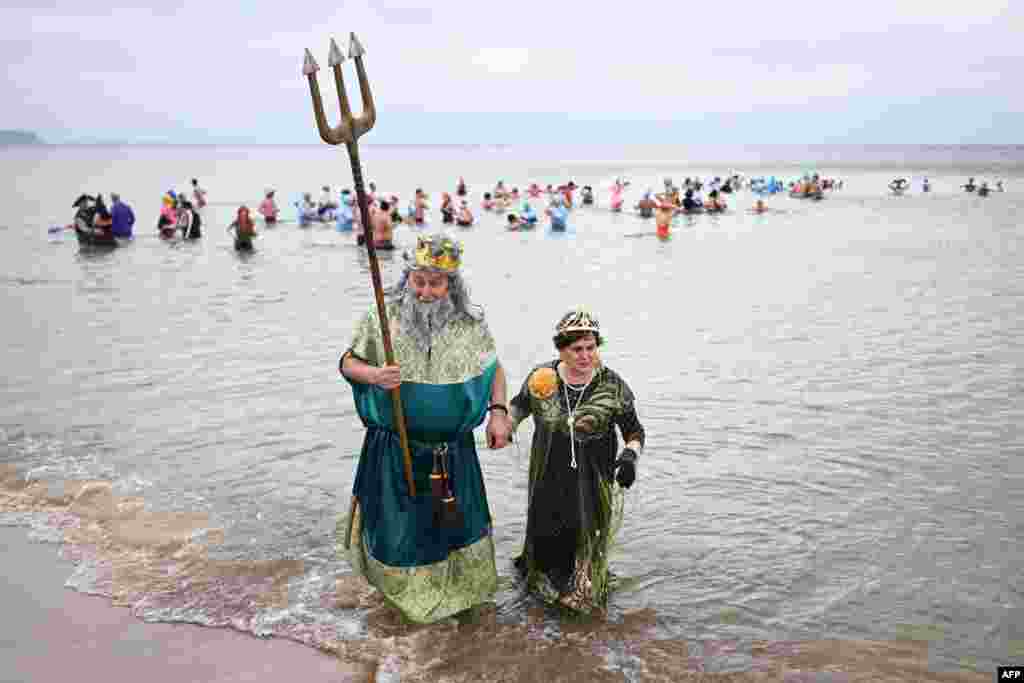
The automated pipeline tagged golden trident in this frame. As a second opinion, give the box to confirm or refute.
[304,34,416,503]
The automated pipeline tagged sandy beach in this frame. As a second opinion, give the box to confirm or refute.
[0,528,370,683]
[0,516,998,683]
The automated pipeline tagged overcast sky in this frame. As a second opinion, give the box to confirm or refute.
[3,1,1022,144]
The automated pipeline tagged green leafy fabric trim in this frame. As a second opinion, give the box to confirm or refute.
[348,301,497,385]
[523,483,624,615]
[338,501,498,624]
[511,361,635,615]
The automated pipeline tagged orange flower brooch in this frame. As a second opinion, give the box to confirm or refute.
[528,367,558,400]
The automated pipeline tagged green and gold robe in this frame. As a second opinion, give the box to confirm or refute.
[338,301,499,623]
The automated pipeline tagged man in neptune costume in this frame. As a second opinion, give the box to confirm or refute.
[337,232,512,623]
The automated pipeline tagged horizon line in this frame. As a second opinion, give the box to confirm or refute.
[6,142,1024,148]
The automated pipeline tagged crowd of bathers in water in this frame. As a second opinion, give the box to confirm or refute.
[259,172,852,234]
[261,171,1005,244]
[887,176,1006,196]
[958,177,1004,196]
[67,172,845,249]
[68,171,1008,250]
[68,180,206,246]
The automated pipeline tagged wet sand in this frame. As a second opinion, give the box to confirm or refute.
[1,465,1000,682]
[0,528,369,683]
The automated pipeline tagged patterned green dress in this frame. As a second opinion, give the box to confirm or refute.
[510,360,645,614]
[337,300,499,623]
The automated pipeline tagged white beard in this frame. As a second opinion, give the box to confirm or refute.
[396,288,459,350]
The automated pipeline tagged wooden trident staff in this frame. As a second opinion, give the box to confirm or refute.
[304,34,416,499]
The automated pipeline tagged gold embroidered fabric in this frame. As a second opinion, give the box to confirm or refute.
[348,301,497,384]
[338,501,498,624]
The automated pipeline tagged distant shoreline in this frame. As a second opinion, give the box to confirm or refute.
[7,142,1024,149]
[0,130,45,145]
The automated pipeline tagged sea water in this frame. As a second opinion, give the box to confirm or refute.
[1,144,1022,681]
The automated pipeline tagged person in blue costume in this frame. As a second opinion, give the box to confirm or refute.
[297,192,318,225]
[546,195,569,231]
[110,193,135,238]
[520,200,537,225]
[336,190,355,232]
[337,233,513,624]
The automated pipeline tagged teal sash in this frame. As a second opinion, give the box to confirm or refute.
[347,363,497,567]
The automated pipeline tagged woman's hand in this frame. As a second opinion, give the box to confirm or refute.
[574,415,597,434]
[373,364,401,390]
[614,448,638,489]
[486,411,512,449]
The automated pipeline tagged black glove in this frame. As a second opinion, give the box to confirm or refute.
[614,448,637,489]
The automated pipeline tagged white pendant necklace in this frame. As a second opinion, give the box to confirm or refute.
[561,363,594,469]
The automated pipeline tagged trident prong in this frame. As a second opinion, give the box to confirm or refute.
[329,37,354,129]
[303,32,376,146]
[327,38,345,67]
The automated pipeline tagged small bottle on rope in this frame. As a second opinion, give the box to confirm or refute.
[431,447,446,499]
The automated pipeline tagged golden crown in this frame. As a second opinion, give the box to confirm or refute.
[556,307,600,335]
[413,235,462,272]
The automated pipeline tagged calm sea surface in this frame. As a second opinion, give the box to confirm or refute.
[1,144,1023,680]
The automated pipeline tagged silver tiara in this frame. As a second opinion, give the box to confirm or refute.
[556,308,600,334]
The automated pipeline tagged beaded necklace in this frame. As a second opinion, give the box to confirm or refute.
[560,363,595,470]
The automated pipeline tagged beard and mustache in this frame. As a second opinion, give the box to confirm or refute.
[395,287,459,350]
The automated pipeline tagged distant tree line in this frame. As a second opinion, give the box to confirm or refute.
[0,130,44,145]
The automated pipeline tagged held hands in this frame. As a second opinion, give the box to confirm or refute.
[486,411,512,449]
[614,448,638,489]
[373,364,402,390]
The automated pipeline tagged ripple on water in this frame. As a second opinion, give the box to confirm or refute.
[3,152,1020,679]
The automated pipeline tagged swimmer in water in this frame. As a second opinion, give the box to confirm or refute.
[456,200,474,227]
[414,188,429,225]
[546,195,568,231]
[889,178,908,194]
[609,180,625,212]
[654,193,674,238]
[682,189,701,213]
[580,185,594,206]
[440,192,455,224]
[635,191,656,219]
[520,201,537,225]
[705,189,727,213]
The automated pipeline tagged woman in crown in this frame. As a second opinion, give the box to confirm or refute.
[337,232,512,624]
[508,309,645,614]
